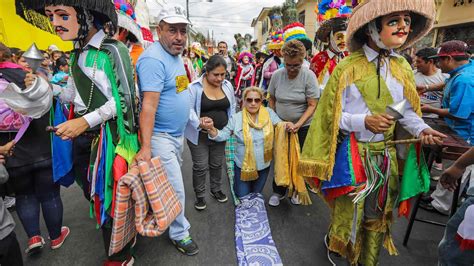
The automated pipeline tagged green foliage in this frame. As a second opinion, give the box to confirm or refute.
[282,0,297,26]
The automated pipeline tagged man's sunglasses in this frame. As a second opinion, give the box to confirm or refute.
[245,98,262,104]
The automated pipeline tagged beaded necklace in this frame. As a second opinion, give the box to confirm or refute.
[70,35,107,116]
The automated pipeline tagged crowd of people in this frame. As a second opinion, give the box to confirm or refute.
[0,0,473,265]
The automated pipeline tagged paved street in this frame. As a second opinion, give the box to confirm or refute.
[13,144,446,266]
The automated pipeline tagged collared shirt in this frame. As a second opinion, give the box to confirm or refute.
[442,60,474,145]
[210,107,281,170]
[57,30,116,128]
[339,44,430,142]
[185,75,236,145]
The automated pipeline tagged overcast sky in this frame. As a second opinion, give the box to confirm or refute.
[148,0,285,48]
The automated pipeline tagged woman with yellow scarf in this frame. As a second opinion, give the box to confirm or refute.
[206,87,293,198]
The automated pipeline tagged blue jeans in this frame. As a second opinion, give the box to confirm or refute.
[8,160,63,240]
[438,196,474,266]
[151,133,191,241]
[233,163,269,198]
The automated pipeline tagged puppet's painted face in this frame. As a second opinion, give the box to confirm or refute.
[333,31,347,51]
[379,11,412,49]
[190,51,196,58]
[242,56,249,64]
[44,5,80,41]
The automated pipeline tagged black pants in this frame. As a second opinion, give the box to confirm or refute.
[73,136,132,261]
[272,125,310,196]
[187,132,226,198]
[0,231,23,266]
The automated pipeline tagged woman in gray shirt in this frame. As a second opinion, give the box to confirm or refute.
[268,39,320,206]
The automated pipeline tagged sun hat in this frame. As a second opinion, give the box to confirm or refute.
[430,40,470,58]
[267,30,284,50]
[346,0,436,52]
[156,3,191,25]
[114,1,143,44]
[48,44,60,52]
[16,0,118,29]
[283,22,312,51]
[238,51,254,63]
[191,42,203,57]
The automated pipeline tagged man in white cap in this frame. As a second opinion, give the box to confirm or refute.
[135,4,199,256]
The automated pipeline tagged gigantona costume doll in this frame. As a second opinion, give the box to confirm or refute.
[299,1,445,265]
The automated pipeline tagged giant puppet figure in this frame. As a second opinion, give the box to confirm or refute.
[113,0,145,68]
[311,0,351,91]
[16,1,139,264]
[299,0,446,265]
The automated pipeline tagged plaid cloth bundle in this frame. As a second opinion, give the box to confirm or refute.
[109,157,182,256]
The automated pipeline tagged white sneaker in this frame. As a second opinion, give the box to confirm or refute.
[290,194,301,205]
[268,194,284,207]
[4,196,15,209]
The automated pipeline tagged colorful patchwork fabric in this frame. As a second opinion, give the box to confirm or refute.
[109,157,182,256]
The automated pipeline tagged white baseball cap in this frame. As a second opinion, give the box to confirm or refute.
[157,4,191,25]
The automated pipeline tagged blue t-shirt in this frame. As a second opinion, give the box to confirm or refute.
[442,60,474,145]
[137,42,190,137]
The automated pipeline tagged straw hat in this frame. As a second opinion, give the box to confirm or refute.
[346,0,436,52]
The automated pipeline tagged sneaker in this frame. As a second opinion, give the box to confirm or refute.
[308,187,318,195]
[268,194,285,207]
[324,234,348,266]
[51,226,70,249]
[290,194,301,205]
[194,197,207,211]
[103,256,135,266]
[434,162,443,171]
[171,236,199,256]
[25,235,45,255]
[210,191,228,203]
[4,196,15,209]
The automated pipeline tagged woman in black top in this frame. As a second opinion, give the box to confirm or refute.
[185,55,237,210]
[0,45,68,255]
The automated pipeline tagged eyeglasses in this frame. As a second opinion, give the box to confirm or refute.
[245,98,262,104]
[285,63,302,70]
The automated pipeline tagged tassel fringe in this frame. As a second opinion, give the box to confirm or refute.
[383,234,399,256]
[240,169,259,182]
[298,160,329,180]
[298,191,312,205]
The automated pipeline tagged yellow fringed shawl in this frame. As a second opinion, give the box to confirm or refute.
[298,50,421,182]
[274,124,312,205]
[241,106,273,181]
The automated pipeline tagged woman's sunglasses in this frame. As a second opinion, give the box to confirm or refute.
[245,98,262,104]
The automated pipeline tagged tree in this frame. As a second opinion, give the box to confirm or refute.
[282,0,297,26]
[195,32,206,47]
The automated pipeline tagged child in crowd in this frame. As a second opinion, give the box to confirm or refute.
[234,51,255,101]
[51,57,69,88]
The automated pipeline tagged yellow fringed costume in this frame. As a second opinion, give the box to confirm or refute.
[299,50,422,265]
